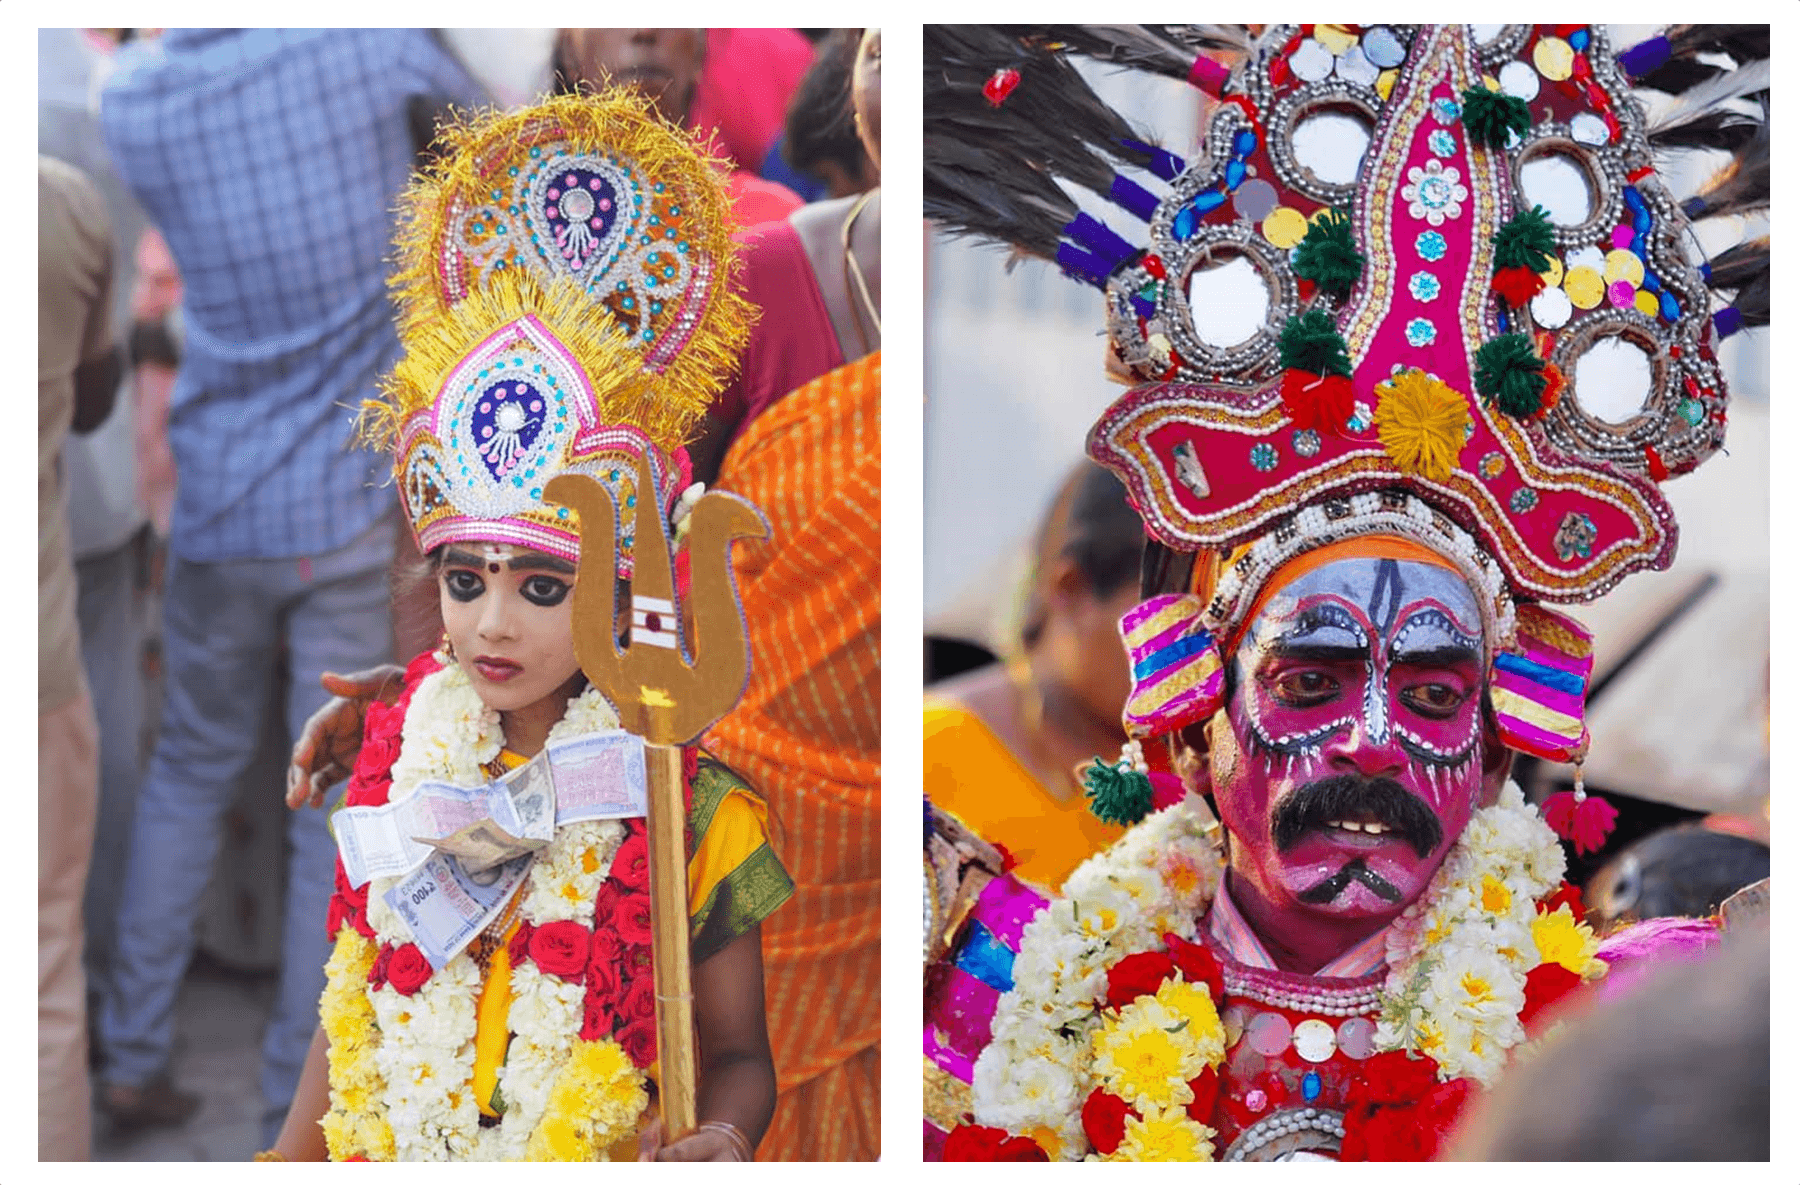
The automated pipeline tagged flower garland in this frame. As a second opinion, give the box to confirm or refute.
[321,654,658,1161]
[966,783,1605,1161]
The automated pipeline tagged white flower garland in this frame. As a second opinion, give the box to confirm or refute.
[360,657,633,1161]
[973,782,1573,1159]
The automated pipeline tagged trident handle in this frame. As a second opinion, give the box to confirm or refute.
[545,458,766,1143]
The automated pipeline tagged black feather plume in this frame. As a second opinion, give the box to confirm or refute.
[925,25,1160,260]
[1016,24,1249,84]
[1630,23,1769,95]
[1706,236,1769,328]
[1681,122,1769,223]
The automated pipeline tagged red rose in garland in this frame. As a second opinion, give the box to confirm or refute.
[1520,962,1584,1029]
[366,944,393,987]
[1081,1088,1131,1155]
[1339,1050,1473,1161]
[1164,933,1226,1003]
[942,1124,1049,1162]
[613,888,654,947]
[1104,951,1177,1009]
[386,943,432,996]
[618,1017,657,1067]
[507,920,535,967]
[609,828,650,891]
[529,919,591,981]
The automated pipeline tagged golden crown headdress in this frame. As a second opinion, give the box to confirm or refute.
[363,90,753,572]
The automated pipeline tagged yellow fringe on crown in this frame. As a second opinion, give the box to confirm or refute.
[375,89,755,454]
[320,926,396,1161]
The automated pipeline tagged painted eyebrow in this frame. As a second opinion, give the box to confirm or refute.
[1391,643,1481,668]
[439,549,576,576]
[1266,638,1367,663]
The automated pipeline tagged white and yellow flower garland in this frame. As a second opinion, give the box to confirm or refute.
[322,657,649,1161]
[971,782,1605,1160]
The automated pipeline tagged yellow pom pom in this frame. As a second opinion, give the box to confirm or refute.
[1375,369,1473,482]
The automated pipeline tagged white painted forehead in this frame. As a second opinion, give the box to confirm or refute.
[1252,557,1484,642]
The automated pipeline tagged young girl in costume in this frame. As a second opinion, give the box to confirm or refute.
[265,91,791,1162]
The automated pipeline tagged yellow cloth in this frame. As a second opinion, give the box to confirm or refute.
[923,699,1124,892]
[471,747,774,1118]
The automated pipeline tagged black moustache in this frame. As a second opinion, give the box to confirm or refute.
[1298,858,1402,904]
[1270,774,1443,859]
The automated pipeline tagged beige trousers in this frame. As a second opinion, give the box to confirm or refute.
[39,684,98,1161]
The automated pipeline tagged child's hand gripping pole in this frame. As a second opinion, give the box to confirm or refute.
[546,456,767,1141]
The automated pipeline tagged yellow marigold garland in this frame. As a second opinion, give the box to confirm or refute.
[525,1038,649,1161]
[1374,369,1472,482]
[320,926,396,1161]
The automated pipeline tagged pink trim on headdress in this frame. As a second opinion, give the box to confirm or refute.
[643,254,714,374]
[1119,594,1226,739]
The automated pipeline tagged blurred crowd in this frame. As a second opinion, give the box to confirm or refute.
[39,26,879,1162]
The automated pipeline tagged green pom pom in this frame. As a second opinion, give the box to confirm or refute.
[1474,334,1548,418]
[1082,758,1155,826]
[1278,309,1352,377]
[1292,207,1363,300]
[1492,206,1557,272]
[1460,86,1532,151]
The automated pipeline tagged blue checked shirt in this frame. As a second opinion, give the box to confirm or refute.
[101,29,485,560]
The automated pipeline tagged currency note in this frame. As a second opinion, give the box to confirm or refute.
[335,778,499,888]
[548,731,648,823]
[499,748,557,843]
[383,850,531,968]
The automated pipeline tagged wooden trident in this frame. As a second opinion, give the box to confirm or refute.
[545,457,767,1141]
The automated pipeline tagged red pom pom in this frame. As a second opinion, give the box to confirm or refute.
[1493,266,1548,306]
[982,67,1022,107]
[1104,950,1178,1009]
[1543,791,1618,855]
[1164,933,1226,1003]
[1081,1089,1131,1155]
[1148,771,1186,812]
[1279,369,1356,435]
[943,1124,1048,1161]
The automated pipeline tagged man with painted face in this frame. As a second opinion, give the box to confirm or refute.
[924,22,1762,1163]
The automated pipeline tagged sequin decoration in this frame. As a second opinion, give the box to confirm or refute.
[1250,442,1280,472]
[1405,317,1437,347]
[1678,398,1705,426]
[1430,96,1461,125]
[471,380,549,482]
[1427,129,1457,158]
[1292,428,1322,457]
[1409,272,1441,302]
[1479,451,1506,479]
[1402,160,1467,226]
[1511,487,1540,513]
[1415,230,1448,262]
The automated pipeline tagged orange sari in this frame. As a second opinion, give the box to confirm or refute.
[706,353,881,1160]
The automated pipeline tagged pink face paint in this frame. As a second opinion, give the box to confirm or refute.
[1212,557,1487,929]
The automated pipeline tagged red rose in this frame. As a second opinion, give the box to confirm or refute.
[1080,1088,1131,1156]
[942,1124,1048,1162]
[386,943,432,995]
[529,920,591,981]
[1165,933,1225,1003]
[367,944,393,986]
[619,942,654,979]
[609,831,650,891]
[586,949,622,1006]
[613,889,654,947]
[1346,1049,1441,1107]
[589,929,623,975]
[1520,961,1583,1029]
[618,1017,658,1067]
[621,974,657,1026]
[591,879,624,920]
[1538,881,1585,920]
[507,920,535,967]
[1183,1066,1220,1125]
[1105,951,1177,1009]
[579,990,615,1042]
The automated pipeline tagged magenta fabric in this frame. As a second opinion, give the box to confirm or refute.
[688,28,814,172]
[1593,915,1721,1001]
[972,873,1049,949]
[713,218,842,435]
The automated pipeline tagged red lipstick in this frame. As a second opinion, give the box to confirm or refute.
[473,655,522,683]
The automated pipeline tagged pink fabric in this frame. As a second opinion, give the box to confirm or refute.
[1594,915,1721,1001]
[688,28,814,171]
[713,218,842,433]
[972,874,1048,949]
[726,170,803,230]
